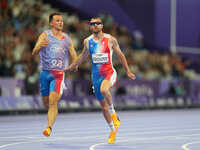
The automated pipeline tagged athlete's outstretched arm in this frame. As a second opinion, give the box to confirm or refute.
[111,36,135,80]
[65,39,89,72]
[32,32,48,56]
[68,39,78,63]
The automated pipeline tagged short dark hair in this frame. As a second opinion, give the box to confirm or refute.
[49,12,61,23]
[90,16,102,22]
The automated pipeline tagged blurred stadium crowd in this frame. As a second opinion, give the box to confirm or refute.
[0,0,200,95]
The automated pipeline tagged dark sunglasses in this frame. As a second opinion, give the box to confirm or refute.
[90,22,102,26]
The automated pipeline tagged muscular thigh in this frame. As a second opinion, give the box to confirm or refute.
[100,79,112,91]
[49,91,62,105]
[92,70,117,100]
[100,69,117,92]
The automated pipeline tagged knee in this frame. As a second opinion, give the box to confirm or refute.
[49,99,58,107]
[100,88,108,96]
[42,97,49,109]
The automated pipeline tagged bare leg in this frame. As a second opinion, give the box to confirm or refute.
[100,80,119,144]
[47,91,61,128]
[100,79,120,128]
[42,96,49,109]
[100,80,113,106]
[100,100,112,124]
[100,79,116,130]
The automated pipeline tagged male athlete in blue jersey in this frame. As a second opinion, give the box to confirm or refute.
[66,17,135,144]
[32,13,78,136]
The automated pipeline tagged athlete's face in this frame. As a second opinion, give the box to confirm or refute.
[89,18,103,34]
[50,15,63,31]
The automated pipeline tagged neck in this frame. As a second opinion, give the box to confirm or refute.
[51,28,62,36]
[93,31,104,40]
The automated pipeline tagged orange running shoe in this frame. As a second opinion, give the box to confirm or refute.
[111,113,121,129]
[43,127,51,137]
[108,129,117,144]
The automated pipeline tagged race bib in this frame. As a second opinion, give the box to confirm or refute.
[51,59,63,68]
[92,53,109,64]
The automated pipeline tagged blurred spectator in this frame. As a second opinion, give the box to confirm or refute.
[132,30,144,49]
[168,81,185,96]
[0,0,199,88]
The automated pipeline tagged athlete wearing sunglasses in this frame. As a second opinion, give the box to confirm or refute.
[90,22,102,26]
[66,17,135,144]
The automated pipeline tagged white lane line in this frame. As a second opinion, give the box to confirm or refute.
[1,128,200,149]
[121,133,200,142]
[117,128,200,137]
[0,136,42,139]
[2,126,200,137]
[0,122,198,132]
[182,141,200,150]
[0,135,104,149]
[0,139,50,149]
[89,133,200,150]
[89,142,106,150]
[1,127,200,140]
